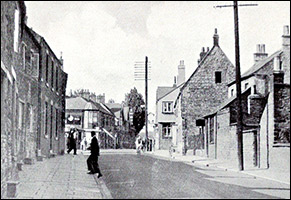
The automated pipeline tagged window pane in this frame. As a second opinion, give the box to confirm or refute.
[215,71,222,83]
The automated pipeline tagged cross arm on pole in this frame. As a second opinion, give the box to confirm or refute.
[214,3,258,9]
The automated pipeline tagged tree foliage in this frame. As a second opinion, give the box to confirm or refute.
[124,87,145,135]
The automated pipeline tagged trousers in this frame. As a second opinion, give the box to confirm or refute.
[87,154,101,174]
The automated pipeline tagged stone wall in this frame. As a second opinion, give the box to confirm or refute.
[214,108,259,169]
[1,1,23,198]
[216,108,238,162]
[273,83,290,143]
[37,36,67,157]
[181,46,235,151]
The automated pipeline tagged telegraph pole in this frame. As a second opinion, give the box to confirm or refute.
[233,0,244,171]
[134,57,151,151]
[145,56,148,151]
[214,1,258,171]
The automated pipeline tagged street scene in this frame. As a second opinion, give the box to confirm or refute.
[1,1,290,199]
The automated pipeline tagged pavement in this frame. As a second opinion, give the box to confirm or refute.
[144,149,290,185]
[11,150,105,199]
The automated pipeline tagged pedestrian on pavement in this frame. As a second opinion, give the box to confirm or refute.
[67,128,77,155]
[87,131,103,178]
[135,136,142,154]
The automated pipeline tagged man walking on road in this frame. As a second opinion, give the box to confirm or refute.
[87,131,103,178]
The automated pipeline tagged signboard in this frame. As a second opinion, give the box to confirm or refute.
[67,114,82,125]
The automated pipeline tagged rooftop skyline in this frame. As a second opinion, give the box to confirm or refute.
[25,1,290,113]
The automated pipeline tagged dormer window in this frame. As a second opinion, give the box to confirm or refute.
[215,71,222,83]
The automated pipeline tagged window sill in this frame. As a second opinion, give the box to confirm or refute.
[273,143,290,148]
[46,83,49,88]
[44,134,48,139]
[162,136,172,139]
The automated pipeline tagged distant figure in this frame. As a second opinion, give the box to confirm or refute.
[67,128,77,155]
[87,131,103,178]
[80,137,88,151]
[135,136,142,154]
[142,139,146,152]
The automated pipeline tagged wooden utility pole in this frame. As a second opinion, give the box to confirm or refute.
[145,56,148,151]
[214,1,258,171]
[134,58,151,151]
[233,0,244,171]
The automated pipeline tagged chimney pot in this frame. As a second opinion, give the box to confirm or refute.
[261,44,265,53]
[207,47,209,52]
[254,44,268,63]
[256,44,261,53]
[283,25,290,36]
[177,61,185,85]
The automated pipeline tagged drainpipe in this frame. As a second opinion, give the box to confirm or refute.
[266,104,269,168]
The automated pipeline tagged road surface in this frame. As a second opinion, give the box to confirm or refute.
[94,152,288,199]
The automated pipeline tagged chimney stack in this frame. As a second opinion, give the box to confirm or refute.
[282,25,290,51]
[254,44,268,63]
[200,47,206,61]
[213,28,219,46]
[177,60,185,86]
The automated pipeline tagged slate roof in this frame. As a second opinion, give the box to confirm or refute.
[156,87,174,101]
[228,50,282,85]
[156,83,184,103]
[66,96,114,116]
[66,96,90,110]
[203,87,251,118]
[105,103,122,113]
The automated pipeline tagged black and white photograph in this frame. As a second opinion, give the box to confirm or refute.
[1,1,290,199]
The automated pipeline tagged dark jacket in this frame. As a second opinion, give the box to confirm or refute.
[90,136,100,156]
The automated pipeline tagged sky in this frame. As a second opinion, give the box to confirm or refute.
[25,1,290,113]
